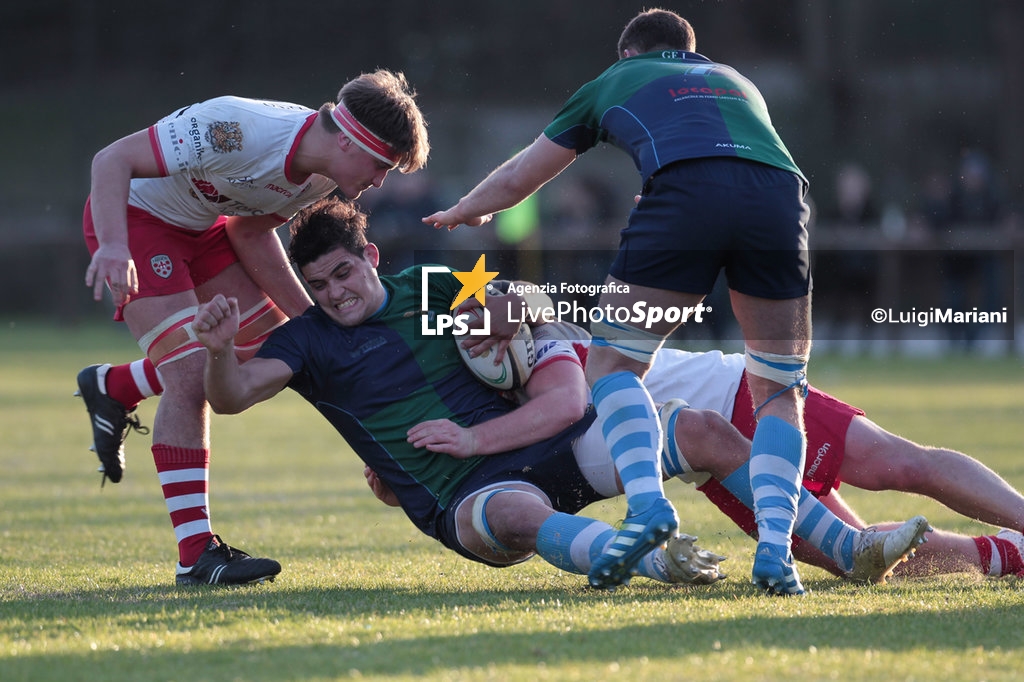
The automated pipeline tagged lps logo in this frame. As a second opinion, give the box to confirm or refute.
[420,255,497,336]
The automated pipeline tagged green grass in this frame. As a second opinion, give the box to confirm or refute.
[1,320,1023,681]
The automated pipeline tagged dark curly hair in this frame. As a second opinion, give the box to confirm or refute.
[288,197,369,269]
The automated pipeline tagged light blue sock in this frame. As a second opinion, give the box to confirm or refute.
[749,416,805,552]
[536,513,615,575]
[535,513,672,581]
[592,371,665,515]
[721,461,755,508]
[721,460,857,572]
[793,490,857,572]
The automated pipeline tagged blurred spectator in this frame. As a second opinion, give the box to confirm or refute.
[931,149,1008,350]
[949,149,1005,224]
[542,173,620,250]
[833,161,880,226]
[914,167,953,231]
[812,162,881,344]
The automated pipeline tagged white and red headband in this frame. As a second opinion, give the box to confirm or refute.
[331,102,399,167]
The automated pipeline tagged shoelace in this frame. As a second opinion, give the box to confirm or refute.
[125,412,150,436]
[211,538,251,563]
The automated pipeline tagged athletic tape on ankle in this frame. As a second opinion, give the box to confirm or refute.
[744,348,808,387]
[745,347,809,416]
[138,307,203,367]
[590,319,665,363]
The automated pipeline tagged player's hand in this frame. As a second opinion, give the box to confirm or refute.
[193,294,240,355]
[459,334,511,365]
[407,419,478,458]
[85,244,138,306]
[455,300,513,364]
[422,207,493,231]
[364,466,401,507]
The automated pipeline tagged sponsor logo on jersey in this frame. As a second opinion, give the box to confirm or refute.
[265,183,293,197]
[190,179,232,204]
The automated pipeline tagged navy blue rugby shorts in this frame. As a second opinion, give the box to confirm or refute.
[609,157,811,300]
[435,408,601,566]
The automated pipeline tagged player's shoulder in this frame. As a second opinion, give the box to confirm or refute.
[187,96,312,121]
[390,264,458,299]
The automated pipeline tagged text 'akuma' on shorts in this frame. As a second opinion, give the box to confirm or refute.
[609,157,811,300]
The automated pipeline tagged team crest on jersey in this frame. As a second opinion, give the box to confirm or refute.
[206,121,243,153]
[151,254,173,279]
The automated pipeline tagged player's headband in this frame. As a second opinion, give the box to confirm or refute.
[330,102,399,167]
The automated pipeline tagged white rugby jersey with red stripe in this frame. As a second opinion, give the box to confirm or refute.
[130,96,337,230]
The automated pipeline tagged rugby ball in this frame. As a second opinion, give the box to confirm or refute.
[455,308,535,391]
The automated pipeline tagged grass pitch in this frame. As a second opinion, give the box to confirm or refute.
[1,320,1023,681]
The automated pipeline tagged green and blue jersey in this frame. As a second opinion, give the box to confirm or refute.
[544,50,805,183]
[256,266,513,536]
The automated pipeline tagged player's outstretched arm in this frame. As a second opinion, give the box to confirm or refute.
[422,135,577,230]
[194,294,241,356]
[195,294,293,414]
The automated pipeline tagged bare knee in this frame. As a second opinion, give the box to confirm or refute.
[485,491,553,550]
[674,408,749,478]
[456,486,552,564]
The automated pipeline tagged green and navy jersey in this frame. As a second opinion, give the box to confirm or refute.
[544,50,805,184]
[256,265,513,537]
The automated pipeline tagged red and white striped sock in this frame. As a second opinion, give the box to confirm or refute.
[973,533,1024,577]
[105,359,163,409]
[152,444,213,567]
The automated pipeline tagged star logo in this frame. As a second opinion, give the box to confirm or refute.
[449,254,498,310]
